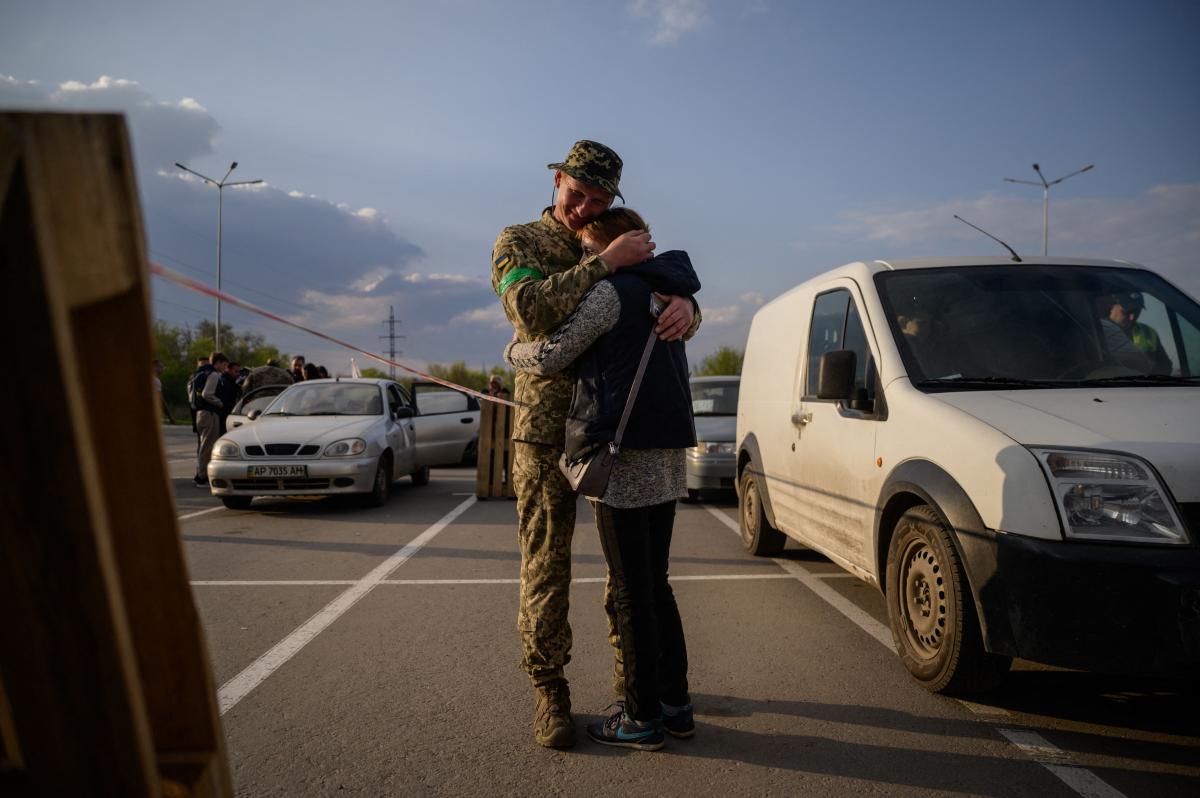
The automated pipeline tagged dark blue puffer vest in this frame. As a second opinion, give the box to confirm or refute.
[563,250,700,462]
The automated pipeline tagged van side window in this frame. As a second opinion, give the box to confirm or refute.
[806,291,851,396]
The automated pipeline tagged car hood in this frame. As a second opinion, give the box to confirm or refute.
[221,415,379,446]
[934,387,1200,501]
[693,415,736,443]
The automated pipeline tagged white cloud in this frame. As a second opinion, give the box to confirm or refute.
[451,305,508,327]
[354,207,380,219]
[177,97,207,113]
[404,272,483,285]
[631,0,709,44]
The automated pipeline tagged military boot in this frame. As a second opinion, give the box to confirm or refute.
[533,681,575,748]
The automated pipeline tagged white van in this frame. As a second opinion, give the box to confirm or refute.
[735,257,1200,693]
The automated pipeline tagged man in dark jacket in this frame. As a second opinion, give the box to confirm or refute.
[188,356,213,486]
[194,353,237,487]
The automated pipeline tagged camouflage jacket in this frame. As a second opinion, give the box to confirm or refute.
[492,208,611,445]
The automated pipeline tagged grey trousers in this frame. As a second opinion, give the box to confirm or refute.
[196,410,221,479]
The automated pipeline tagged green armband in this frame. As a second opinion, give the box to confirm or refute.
[496,267,545,297]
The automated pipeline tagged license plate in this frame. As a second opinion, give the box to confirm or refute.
[247,465,308,478]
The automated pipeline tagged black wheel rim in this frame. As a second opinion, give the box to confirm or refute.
[898,536,947,661]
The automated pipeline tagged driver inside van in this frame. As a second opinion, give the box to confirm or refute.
[1099,292,1172,374]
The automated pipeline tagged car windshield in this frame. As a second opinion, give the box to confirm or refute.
[876,265,1200,391]
[691,380,739,415]
[263,383,383,416]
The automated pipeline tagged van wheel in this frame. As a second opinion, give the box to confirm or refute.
[364,455,392,507]
[885,505,1011,694]
[221,496,253,510]
[739,470,785,556]
[411,465,430,486]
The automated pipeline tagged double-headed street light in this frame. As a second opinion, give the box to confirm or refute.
[1003,162,1094,256]
[174,161,263,350]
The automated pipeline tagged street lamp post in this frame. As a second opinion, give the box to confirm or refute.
[174,161,263,350]
[1003,163,1094,256]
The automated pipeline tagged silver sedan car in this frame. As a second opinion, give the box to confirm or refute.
[207,378,436,510]
[687,375,740,499]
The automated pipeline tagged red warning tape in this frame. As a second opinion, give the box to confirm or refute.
[148,261,520,408]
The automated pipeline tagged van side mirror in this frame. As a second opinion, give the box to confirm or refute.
[817,350,856,400]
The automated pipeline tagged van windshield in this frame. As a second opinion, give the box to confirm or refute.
[875,266,1200,391]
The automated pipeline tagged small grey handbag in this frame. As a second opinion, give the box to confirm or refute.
[558,325,659,497]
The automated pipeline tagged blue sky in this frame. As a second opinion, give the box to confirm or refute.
[3,0,1197,372]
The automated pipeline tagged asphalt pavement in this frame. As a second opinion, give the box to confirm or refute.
[162,426,1199,797]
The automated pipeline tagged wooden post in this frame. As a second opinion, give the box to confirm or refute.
[0,113,232,796]
[475,402,517,499]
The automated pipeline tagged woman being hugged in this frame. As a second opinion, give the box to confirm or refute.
[504,208,699,751]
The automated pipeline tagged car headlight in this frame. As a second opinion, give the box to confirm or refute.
[1030,448,1189,545]
[324,438,367,457]
[693,441,735,455]
[213,440,240,459]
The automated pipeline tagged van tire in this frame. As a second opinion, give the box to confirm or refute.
[885,505,1011,694]
[739,470,785,556]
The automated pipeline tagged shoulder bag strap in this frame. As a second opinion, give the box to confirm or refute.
[610,328,659,454]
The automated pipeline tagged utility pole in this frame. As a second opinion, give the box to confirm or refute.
[379,306,405,379]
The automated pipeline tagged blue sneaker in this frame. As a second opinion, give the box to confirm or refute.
[586,708,664,751]
[661,702,694,738]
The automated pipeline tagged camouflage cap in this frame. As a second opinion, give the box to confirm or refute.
[548,140,624,201]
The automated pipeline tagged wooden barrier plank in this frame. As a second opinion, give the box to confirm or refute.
[0,112,232,797]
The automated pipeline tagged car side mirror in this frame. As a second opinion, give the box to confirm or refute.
[817,350,856,401]
[394,406,415,419]
[247,409,262,420]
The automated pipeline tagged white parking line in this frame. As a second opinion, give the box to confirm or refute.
[178,506,224,521]
[216,495,477,715]
[701,504,1128,798]
[999,729,1128,798]
[191,573,796,587]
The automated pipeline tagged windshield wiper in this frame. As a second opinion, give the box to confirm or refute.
[303,412,347,416]
[1071,374,1200,386]
[263,411,292,416]
[916,376,1059,389]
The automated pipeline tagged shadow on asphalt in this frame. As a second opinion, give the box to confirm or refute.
[685,691,1199,769]
[567,699,1198,794]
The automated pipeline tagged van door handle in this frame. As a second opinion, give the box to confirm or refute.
[791,412,812,426]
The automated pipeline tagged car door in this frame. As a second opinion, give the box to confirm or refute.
[788,283,884,573]
[227,384,290,429]
[408,383,480,466]
[385,384,417,476]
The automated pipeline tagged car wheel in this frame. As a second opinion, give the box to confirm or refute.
[885,505,1011,694]
[364,455,391,507]
[411,464,430,486]
[738,469,785,556]
[221,496,253,510]
[461,437,478,466]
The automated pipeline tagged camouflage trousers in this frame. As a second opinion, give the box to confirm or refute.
[513,441,623,691]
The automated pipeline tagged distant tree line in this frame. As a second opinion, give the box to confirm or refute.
[693,346,743,376]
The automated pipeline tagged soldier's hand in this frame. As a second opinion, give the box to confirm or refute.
[599,230,655,271]
[654,293,695,342]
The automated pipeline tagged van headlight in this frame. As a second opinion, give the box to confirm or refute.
[694,442,735,455]
[213,440,241,459]
[1030,448,1189,545]
[324,438,367,457]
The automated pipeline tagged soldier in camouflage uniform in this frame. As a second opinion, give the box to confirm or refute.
[492,140,699,748]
